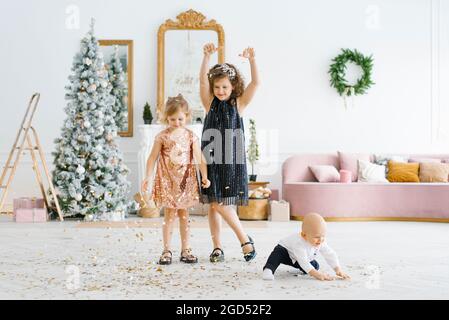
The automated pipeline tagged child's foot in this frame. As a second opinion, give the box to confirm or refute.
[180,248,198,264]
[158,250,172,265]
[241,235,256,262]
[263,268,274,281]
[209,248,225,263]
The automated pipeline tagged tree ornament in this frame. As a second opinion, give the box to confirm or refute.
[76,165,86,175]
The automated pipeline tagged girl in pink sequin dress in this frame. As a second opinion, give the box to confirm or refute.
[142,94,210,265]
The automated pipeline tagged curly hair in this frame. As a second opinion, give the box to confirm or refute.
[208,63,245,104]
[161,94,191,124]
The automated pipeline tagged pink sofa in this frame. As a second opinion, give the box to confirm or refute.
[282,153,449,222]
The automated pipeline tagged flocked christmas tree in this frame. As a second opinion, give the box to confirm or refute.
[52,19,135,220]
[107,45,128,131]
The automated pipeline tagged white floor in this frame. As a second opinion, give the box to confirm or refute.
[0,214,448,300]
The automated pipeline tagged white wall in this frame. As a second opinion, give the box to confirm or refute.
[1,0,449,203]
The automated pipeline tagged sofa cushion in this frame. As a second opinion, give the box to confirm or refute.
[309,165,340,182]
[387,161,420,182]
[419,162,449,182]
[357,160,389,183]
[408,158,441,163]
[373,154,408,174]
[338,151,371,182]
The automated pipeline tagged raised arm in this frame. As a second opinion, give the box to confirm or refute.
[141,138,162,193]
[200,43,216,112]
[238,47,260,113]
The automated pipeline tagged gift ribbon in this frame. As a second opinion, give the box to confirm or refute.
[342,86,355,110]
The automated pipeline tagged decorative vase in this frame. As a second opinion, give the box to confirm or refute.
[249,174,257,182]
[144,119,151,125]
[339,170,352,183]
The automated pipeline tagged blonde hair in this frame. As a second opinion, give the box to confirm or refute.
[161,94,191,124]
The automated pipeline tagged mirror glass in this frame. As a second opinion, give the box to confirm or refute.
[165,30,218,124]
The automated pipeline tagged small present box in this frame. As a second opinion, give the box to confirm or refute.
[13,197,45,210]
[13,197,47,223]
[268,200,290,221]
[14,208,47,223]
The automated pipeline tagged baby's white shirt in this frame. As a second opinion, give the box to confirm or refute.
[278,233,340,273]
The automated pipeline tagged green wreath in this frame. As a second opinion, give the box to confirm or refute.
[329,48,374,96]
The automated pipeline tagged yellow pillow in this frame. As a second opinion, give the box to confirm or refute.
[387,161,420,182]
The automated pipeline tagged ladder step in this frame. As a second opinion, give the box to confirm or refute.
[16,147,38,150]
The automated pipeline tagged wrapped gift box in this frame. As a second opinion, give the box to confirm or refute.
[14,208,47,223]
[13,197,44,210]
[13,197,47,223]
[268,200,290,221]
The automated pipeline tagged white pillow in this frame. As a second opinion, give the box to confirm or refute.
[357,160,389,183]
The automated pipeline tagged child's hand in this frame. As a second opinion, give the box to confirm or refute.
[202,178,211,189]
[203,43,217,56]
[141,178,150,194]
[239,47,256,60]
[312,271,334,281]
[335,269,351,280]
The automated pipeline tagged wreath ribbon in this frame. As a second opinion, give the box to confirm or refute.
[342,86,355,110]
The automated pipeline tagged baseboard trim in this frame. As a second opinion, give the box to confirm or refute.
[290,216,449,223]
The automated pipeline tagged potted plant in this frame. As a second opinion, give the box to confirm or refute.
[143,102,153,124]
[247,118,259,182]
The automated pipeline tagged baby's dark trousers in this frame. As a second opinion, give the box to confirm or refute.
[263,244,319,274]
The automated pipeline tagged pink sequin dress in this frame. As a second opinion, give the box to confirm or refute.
[151,127,200,209]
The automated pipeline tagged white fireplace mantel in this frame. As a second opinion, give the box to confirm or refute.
[137,124,203,188]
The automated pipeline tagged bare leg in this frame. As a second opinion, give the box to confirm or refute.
[178,208,198,263]
[212,203,253,254]
[178,209,190,251]
[208,203,222,249]
[162,208,177,252]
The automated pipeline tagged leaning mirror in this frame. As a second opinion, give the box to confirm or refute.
[99,39,133,137]
[157,9,225,123]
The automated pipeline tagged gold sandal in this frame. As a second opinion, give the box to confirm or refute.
[158,250,172,265]
[180,248,198,264]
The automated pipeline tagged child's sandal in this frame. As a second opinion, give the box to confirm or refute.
[180,248,198,264]
[209,247,225,263]
[241,235,257,262]
[158,250,172,265]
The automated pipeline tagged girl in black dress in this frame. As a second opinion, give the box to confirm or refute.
[200,43,260,262]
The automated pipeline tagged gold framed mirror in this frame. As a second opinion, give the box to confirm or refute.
[157,9,225,123]
[99,39,133,137]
